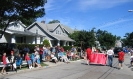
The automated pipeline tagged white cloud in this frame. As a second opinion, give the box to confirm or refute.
[78,0,132,10]
[97,18,133,29]
[45,0,55,11]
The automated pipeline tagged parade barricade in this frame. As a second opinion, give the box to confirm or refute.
[89,53,107,65]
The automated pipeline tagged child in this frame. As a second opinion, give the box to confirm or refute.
[35,52,42,67]
[1,52,8,74]
[25,53,33,69]
[16,54,22,69]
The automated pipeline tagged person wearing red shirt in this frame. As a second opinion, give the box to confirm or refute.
[39,47,43,62]
[60,47,64,52]
[1,52,8,74]
[86,47,92,65]
[25,53,33,69]
[118,49,125,69]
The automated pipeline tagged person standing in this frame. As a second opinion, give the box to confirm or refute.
[39,46,43,62]
[107,47,114,67]
[23,46,30,59]
[118,49,125,69]
[9,51,16,71]
[1,52,8,74]
[86,46,92,65]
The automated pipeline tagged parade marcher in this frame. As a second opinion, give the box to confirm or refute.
[118,49,125,69]
[107,47,114,67]
[86,46,92,65]
[1,52,8,74]
[130,53,133,67]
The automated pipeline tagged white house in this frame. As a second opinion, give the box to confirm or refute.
[26,21,75,47]
[115,40,123,47]
[0,21,44,44]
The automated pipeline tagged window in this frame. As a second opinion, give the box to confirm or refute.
[58,31,59,34]
[56,30,58,34]
[36,29,38,34]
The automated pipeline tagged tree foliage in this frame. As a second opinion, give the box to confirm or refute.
[96,29,117,49]
[43,39,50,47]
[48,20,60,24]
[122,32,133,47]
[69,29,96,50]
[69,29,117,50]
[0,0,47,38]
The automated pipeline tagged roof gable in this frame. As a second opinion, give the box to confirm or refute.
[26,22,74,41]
[7,21,26,32]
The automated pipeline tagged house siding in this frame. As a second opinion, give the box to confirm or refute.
[28,24,46,36]
[28,24,55,41]
[0,33,12,43]
[52,25,65,35]
[8,22,25,31]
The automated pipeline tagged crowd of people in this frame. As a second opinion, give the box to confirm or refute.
[1,45,133,75]
[0,45,82,74]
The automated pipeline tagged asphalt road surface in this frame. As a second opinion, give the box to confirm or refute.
[0,54,133,79]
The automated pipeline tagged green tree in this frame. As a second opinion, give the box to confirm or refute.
[0,0,47,38]
[43,39,50,47]
[96,29,116,49]
[48,20,60,24]
[69,29,96,50]
[122,32,133,47]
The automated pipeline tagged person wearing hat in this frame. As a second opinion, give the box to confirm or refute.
[9,50,17,72]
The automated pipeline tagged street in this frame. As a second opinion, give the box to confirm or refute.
[0,54,133,79]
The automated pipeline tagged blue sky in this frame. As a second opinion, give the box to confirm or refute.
[37,0,133,38]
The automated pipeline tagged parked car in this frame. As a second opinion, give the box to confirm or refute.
[113,47,122,57]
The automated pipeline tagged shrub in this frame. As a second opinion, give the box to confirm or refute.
[63,46,72,51]
[43,39,50,47]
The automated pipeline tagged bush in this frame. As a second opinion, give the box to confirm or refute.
[16,43,43,53]
[0,43,44,55]
[63,46,72,51]
[43,39,50,47]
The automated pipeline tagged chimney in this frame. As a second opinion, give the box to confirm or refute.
[41,20,45,24]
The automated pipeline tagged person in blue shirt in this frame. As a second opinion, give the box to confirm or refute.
[15,54,22,70]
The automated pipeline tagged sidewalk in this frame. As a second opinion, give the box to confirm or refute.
[0,59,81,76]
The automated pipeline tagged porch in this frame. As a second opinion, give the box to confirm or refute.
[50,40,74,47]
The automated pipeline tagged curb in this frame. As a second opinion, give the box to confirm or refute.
[0,59,82,76]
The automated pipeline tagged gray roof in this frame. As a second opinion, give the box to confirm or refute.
[60,24,74,34]
[6,29,45,37]
[29,22,74,41]
[53,34,75,41]
[36,22,74,33]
